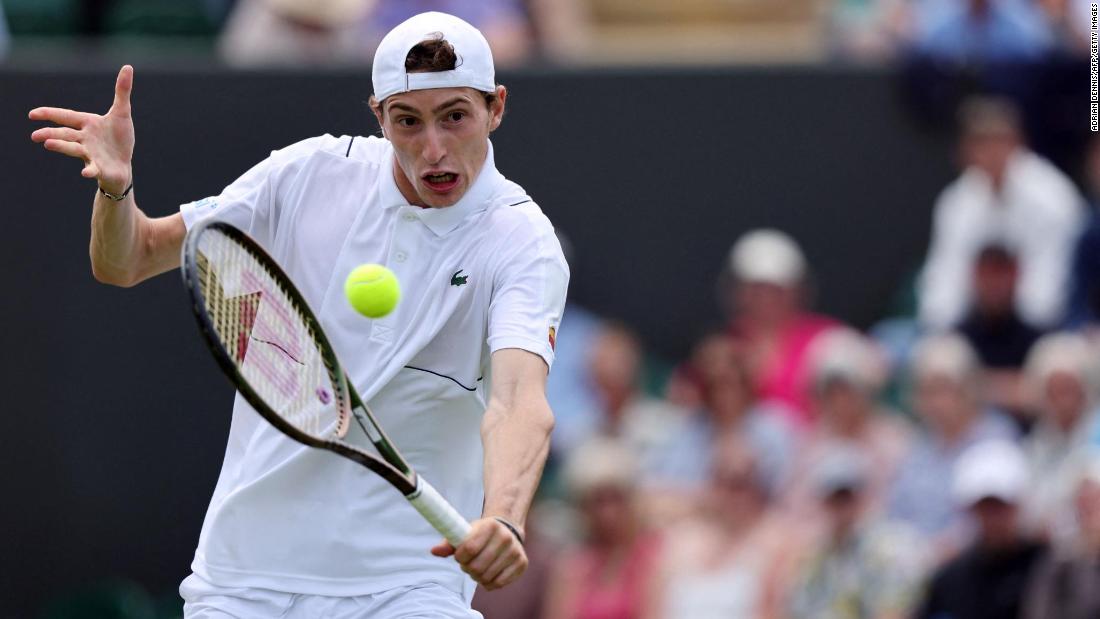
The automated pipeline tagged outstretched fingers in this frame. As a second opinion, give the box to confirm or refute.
[31,126,81,143]
[111,65,133,117]
[28,107,92,129]
[43,139,88,160]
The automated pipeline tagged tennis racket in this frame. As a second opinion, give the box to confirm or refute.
[180,219,470,547]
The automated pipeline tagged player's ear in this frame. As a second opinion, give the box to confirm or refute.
[488,85,506,133]
[369,95,385,136]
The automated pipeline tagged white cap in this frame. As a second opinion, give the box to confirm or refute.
[371,12,496,101]
[729,229,806,286]
[808,328,889,394]
[952,440,1030,507]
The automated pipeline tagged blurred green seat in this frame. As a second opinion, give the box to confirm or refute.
[2,0,81,36]
[39,580,157,619]
[104,0,219,37]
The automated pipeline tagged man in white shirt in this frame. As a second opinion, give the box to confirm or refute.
[918,97,1084,331]
[29,12,566,617]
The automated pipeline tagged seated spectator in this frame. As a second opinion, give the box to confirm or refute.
[543,438,661,619]
[957,244,1044,417]
[1023,452,1100,618]
[652,436,798,619]
[787,446,928,619]
[1022,333,1100,543]
[915,440,1047,619]
[908,0,1053,63]
[219,0,378,66]
[568,323,690,490]
[783,329,913,520]
[666,229,837,428]
[918,97,1084,331]
[648,332,796,499]
[888,334,1017,556]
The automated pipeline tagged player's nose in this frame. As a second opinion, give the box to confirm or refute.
[422,127,446,164]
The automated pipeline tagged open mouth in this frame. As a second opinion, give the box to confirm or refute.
[422,172,459,192]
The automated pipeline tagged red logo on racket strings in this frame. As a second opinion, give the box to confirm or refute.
[316,388,332,404]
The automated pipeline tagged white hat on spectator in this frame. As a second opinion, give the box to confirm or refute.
[1024,332,1100,405]
[952,440,1030,507]
[564,437,637,497]
[372,12,496,101]
[808,328,889,395]
[813,444,871,497]
[911,333,980,383]
[729,229,806,287]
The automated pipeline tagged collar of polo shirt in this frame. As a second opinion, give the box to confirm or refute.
[379,140,501,236]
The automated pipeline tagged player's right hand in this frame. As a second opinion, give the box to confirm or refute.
[29,65,136,196]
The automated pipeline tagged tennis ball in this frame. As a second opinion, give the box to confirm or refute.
[344,264,400,318]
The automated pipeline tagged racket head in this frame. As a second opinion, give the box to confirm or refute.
[182,220,354,446]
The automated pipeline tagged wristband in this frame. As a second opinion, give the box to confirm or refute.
[493,517,525,546]
[98,181,134,202]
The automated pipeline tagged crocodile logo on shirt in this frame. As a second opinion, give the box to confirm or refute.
[451,269,468,287]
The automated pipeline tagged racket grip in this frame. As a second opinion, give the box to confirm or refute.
[407,477,471,547]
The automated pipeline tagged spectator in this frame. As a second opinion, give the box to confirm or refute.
[219,0,379,66]
[787,446,928,619]
[915,440,1046,619]
[362,0,532,66]
[1022,332,1100,543]
[1023,452,1100,619]
[909,0,1053,63]
[570,323,689,489]
[918,97,1085,331]
[888,334,1017,555]
[649,332,796,499]
[692,229,838,428]
[783,329,913,520]
[956,244,1044,417]
[545,232,603,461]
[652,436,797,619]
[543,438,661,619]
[1068,134,1100,329]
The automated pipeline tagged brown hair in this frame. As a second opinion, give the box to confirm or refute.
[404,36,498,108]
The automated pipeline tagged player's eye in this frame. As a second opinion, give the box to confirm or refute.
[397,117,418,128]
[446,111,466,123]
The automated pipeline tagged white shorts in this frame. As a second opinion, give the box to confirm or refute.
[180,573,482,619]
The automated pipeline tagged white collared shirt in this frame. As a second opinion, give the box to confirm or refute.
[179,134,569,598]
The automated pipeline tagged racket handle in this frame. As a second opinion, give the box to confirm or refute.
[407,477,471,547]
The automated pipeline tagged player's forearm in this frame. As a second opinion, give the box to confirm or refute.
[480,392,554,528]
[89,192,184,287]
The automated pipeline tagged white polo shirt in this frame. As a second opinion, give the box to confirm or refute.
[179,134,569,599]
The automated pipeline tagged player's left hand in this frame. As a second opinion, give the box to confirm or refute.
[431,517,527,590]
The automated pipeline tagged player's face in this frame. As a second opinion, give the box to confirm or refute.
[375,86,506,208]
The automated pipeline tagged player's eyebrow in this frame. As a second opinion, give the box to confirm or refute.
[387,96,471,115]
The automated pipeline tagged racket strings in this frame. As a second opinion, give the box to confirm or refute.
[195,231,349,439]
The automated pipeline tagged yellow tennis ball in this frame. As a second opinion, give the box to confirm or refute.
[344,264,400,318]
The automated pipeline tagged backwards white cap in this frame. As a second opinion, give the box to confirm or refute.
[372,12,496,101]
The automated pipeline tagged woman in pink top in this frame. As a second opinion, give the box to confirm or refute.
[544,438,662,619]
[669,229,837,428]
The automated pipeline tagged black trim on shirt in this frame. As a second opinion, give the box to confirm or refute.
[509,199,532,207]
[345,136,355,158]
[403,365,483,392]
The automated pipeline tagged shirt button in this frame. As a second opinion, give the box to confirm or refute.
[395,251,407,262]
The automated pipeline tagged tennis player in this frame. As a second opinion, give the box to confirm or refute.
[29,12,566,617]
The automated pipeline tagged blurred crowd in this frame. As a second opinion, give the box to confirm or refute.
[467,97,1100,619]
[0,0,1094,65]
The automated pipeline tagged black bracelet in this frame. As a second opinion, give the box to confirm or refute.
[98,180,134,202]
[494,517,525,546]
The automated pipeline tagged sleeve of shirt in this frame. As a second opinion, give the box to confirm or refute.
[486,213,570,370]
[178,136,329,244]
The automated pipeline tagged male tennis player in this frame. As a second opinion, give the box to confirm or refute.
[29,12,566,617]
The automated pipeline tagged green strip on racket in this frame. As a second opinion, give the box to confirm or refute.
[181,219,470,546]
